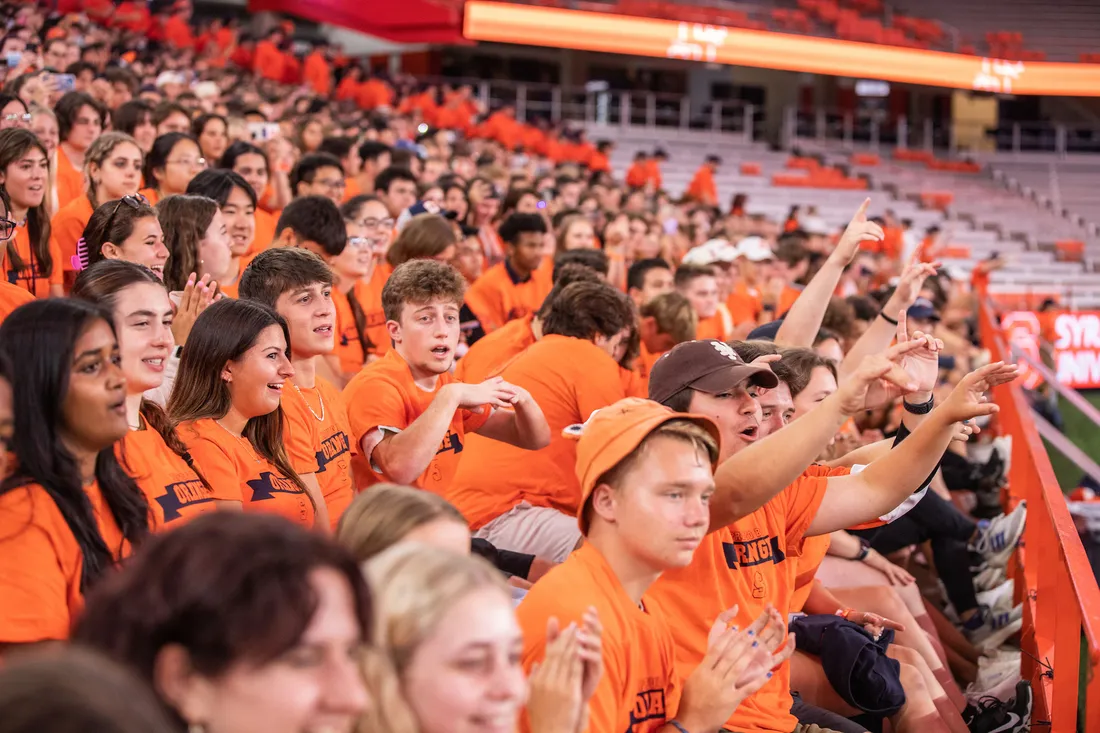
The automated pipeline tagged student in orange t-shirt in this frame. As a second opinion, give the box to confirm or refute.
[0,299,152,644]
[675,264,732,341]
[447,281,636,561]
[318,136,362,201]
[636,292,697,382]
[55,92,107,209]
[78,195,172,287]
[53,132,144,285]
[624,150,650,189]
[253,29,287,82]
[0,129,63,297]
[517,397,791,733]
[71,261,241,525]
[170,299,320,528]
[465,213,553,334]
[342,260,549,495]
[240,248,357,531]
[344,195,394,361]
[303,45,332,97]
[186,169,260,299]
[456,262,603,384]
[644,340,1011,733]
[686,154,721,206]
[0,279,33,324]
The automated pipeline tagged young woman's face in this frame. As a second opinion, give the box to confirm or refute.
[301,121,323,152]
[225,323,294,419]
[157,139,204,195]
[30,113,58,156]
[402,587,525,733]
[0,145,48,210]
[65,104,103,150]
[331,220,373,281]
[62,318,128,454]
[105,215,168,279]
[132,113,157,152]
[0,99,29,130]
[232,152,269,201]
[444,187,468,221]
[198,118,229,163]
[157,111,191,137]
[222,185,256,258]
[791,366,838,421]
[198,208,233,279]
[93,141,143,201]
[359,199,393,257]
[275,282,335,360]
[112,282,174,394]
[563,219,595,250]
[189,568,370,733]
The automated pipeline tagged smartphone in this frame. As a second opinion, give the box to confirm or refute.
[54,73,76,92]
[4,52,20,67]
[248,122,280,142]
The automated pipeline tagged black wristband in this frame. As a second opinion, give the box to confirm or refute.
[903,396,934,415]
[879,311,899,326]
[855,538,871,561]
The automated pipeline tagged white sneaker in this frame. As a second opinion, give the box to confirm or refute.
[967,667,1021,703]
[972,650,1022,695]
[974,564,1009,593]
[968,604,1025,651]
[992,435,1012,475]
[972,503,1027,567]
[978,579,1015,613]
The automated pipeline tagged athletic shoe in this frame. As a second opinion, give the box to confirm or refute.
[947,579,1015,623]
[992,436,1012,476]
[964,680,1033,733]
[972,503,1027,567]
[974,564,1009,592]
[967,603,1024,651]
[969,652,1022,701]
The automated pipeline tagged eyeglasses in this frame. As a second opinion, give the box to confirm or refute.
[314,178,345,192]
[0,215,14,241]
[3,114,30,124]
[346,236,371,250]
[73,195,148,271]
[167,157,206,169]
[362,217,395,232]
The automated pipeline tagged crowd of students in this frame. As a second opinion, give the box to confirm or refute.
[0,3,1034,733]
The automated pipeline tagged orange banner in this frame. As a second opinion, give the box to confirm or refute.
[464,1,1100,97]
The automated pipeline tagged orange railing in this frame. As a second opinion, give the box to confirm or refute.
[979,298,1100,732]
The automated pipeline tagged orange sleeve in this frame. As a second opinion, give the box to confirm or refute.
[576,351,631,421]
[48,236,63,286]
[181,434,244,498]
[0,487,77,642]
[783,474,829,551]
[464,276,506,334]
[282,399,321,475]
[344,374,411,449]
[51,209,84,272]
[461,402,493,435]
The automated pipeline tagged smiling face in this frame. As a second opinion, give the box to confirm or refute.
[62,318,128,455]
[104,215,168,279]
[222,186,256,258]
[112,282,175,394]
[223,324,294,420]
[389,298,461,381]
[199,208,233,279]
[752,381,794,439]
[0,145,48,210]
[232,152,269,202]
[275,283,335,360]
[401,586,526,733]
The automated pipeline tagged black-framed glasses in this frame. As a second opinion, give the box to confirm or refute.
[0,216,14,241]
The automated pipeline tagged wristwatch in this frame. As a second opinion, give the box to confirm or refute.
[854,538,871,561]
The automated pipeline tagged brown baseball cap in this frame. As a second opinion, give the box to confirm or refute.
[648,339,779,406]
[563,397,720,535]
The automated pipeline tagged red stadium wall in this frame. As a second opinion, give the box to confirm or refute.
[247,0,466,44]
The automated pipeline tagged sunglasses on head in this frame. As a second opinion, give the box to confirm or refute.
[72,194,149,271]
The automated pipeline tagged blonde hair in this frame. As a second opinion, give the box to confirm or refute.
[84,131,141,209]
[358,545,510,733]
[640,291,698,345]
[336,484,466,564]
[29,105,58,216]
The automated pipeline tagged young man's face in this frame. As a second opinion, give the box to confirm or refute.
[632,266,674,307]
[381,178,417,217]
[508,232,543,274]
[680,275,719,319]
[300,165,345,205]
[275,283,336,359]
[752,382,794,440]
[390,298,461,376]
[596,435,714,570]
[792,366,838,421]
[688,386,761,462]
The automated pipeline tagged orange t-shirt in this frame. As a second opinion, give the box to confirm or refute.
[625,162,649,189]
[3,223,63,297]
[792,534,833,613]
[332,287,366,376]
[454,313,536,383]
[118,423,238,526]
[251,207,278,255]
[695,309,732,341]
[138,187,160,206]
[686,166,718,205]
[282,376,354,530]
[644,159,663,190]
[0,280,34,323]
[728,282,763,326]
[353,274,390,359]
[447,335,628,530]
[178,418,314,527]
[303,51,331,96]
[0,480,128,643]
[342,349,491,495]
[253,40,285,81]
[51,194,94,274]
[517,543,681,733]
[645,471,830,733]
[164,14,195,50]
[55,146,84,210]
[464,260,553,334]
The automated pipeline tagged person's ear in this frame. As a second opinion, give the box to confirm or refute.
[386,318,401,344]
[274,227,297,249]
[591,483,619,525]
[153,644,216,730]
[221,360,233,383]
[101,241,122,260]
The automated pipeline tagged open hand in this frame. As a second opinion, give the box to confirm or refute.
[936,362,1018,425]
[838,345,922,415]
[831,199,885,266]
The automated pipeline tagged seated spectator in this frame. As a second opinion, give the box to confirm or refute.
[156,194,232,295]
[290,151,345,205]
[140,132,203,204]
[55,91,107,208]
[0,128,61,297]
[464,212,551,335]
[185,169,257,297]
[676,263,731,341]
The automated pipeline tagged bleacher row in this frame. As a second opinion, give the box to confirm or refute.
[589,124,1100,309]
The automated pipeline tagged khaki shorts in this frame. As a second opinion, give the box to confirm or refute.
[474,502,582,563]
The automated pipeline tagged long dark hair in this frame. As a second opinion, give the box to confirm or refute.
[70,261,213,495]
[0,128,52,278]
[82,196,159,271]
[155,194,218,291]
[167,299,308,498]
[0,299,150,591]
[142,132,196,194]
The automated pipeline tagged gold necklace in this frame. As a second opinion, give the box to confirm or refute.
[293,384,325,421]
